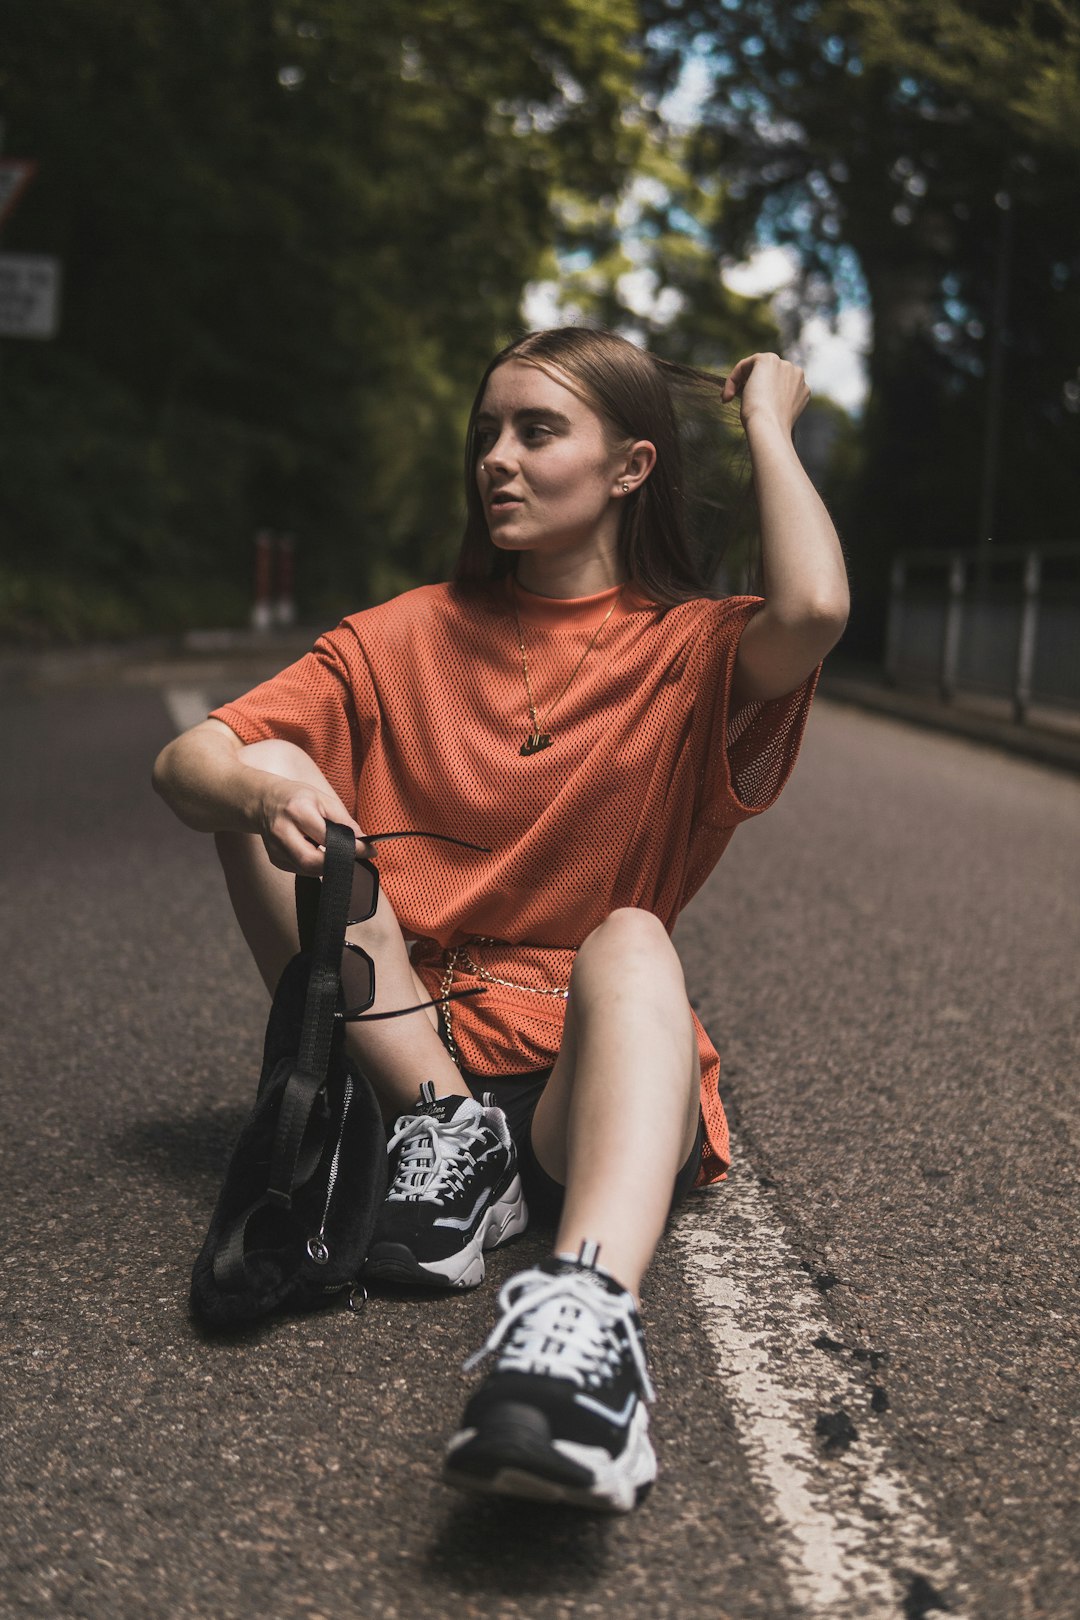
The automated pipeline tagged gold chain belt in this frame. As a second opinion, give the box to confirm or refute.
[437,937,571,1069]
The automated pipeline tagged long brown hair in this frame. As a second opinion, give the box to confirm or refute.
[452,326,746,607]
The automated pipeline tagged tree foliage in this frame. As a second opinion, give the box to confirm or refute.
[839,0,1080,154]
[0,0,643,637]
[642,0,1080,652]
[11,2,1072,654]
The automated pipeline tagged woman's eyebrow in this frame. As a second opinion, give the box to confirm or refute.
[475,407,572,429]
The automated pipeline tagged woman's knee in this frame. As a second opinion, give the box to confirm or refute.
[571,909,690,1022]
[577,907,680,976]
[237,737,325,785]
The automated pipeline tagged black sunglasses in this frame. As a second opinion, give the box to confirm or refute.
[335,829,489,1023]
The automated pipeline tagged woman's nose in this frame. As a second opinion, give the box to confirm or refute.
[481,432,516,473]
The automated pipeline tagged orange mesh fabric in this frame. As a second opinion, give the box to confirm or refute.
[211,576,820,1184]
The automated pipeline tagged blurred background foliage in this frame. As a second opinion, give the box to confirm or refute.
[644,0,1080,650]
[1,0,1077,652]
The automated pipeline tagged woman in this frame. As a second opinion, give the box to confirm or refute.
[153,326,849,1513]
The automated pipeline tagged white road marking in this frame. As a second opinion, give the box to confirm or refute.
[164,687,212,735]
[670,1158,970,1619]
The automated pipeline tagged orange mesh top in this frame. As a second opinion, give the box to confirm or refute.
[211,575,820,1185]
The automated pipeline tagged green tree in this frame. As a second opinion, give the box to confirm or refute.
[840,0,1080,154]
[641,0,1080,655]
[0,0,642,639]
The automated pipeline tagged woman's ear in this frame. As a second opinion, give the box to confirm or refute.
[618,439,657,493]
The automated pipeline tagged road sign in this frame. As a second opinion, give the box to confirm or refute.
[0,159,37,227]
[0,253,61,338]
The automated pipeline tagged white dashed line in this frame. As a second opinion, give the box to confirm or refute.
[164,687,212,735]
[670,1159,969,1620]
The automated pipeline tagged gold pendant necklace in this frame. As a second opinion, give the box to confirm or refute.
[510,578,623,757]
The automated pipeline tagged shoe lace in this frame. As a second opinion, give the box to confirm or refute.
[385,1107,489,1203]
[464,1268,655,1402]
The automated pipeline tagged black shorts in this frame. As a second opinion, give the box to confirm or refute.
[435,1009,703,1227]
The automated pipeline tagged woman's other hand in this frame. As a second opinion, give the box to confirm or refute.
[721,352,811,435]
[256,776,367,876]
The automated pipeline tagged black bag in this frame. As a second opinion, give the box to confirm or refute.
[190,822,387,1328]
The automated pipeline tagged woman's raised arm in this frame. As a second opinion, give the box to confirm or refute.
[722,352,850,706]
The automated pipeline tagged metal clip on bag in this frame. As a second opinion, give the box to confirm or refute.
[190,822,387,1328]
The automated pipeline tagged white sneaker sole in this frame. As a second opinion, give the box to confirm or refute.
[363,1174,528,1289]
[444,1403,657,1514]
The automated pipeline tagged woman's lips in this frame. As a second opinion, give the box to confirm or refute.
[489,496,524,517]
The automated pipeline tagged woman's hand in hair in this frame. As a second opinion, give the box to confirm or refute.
[721,353,811,436]
[257,776,368,877]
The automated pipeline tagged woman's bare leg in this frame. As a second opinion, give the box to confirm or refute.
[529,908,702,1298]
[213,738,469,1119]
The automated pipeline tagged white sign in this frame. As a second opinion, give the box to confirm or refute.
[0,159,37,226]
[0,253,61,338]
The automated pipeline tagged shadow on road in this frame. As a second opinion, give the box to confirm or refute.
[425,1491,613,1598]
[111,1106,248,1190]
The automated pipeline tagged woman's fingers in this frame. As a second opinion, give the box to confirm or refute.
[260,782,368,874]
[721,354,759,402]
[266,825,325,876]
[264,796,328,873]
[723,352,811,428]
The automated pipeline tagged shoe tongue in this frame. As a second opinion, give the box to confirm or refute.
[541,1255,583,1279]
[413,1090,481,1125]
[541,1252,614,1290]
[541,1247,631,1302]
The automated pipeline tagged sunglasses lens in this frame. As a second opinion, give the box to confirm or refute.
[349,860,377,923]
[340,943,374,1014]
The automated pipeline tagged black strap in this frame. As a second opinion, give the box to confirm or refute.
[212,823,357,1292]
[297,823,354,1077]
[295,871,320,953]
[268,822,356,1206]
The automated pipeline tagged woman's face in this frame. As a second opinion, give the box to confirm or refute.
[474,360,631,564]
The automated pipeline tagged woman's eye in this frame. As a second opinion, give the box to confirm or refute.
[523,424,552,442]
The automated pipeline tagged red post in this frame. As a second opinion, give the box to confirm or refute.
[275,532,296,627]
[252,530,274,630]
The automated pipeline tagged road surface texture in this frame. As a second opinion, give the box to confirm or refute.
[1,649,1077,1620]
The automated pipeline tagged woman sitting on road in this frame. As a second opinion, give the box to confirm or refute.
[153,326,849,1512]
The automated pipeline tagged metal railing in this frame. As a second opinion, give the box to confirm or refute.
[884,544,1080,722]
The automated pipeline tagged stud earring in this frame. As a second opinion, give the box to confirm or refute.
[621,482,630,494]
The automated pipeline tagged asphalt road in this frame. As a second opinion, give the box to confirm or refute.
[1,656,1077,1620]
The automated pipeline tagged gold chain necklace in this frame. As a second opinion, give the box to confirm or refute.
[510,578,623,756]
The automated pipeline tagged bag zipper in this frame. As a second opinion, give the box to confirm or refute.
[306,1074,354,1265]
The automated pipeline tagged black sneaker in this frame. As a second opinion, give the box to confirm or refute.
[443,1241,657,1512]
[361,1081,527,1289]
